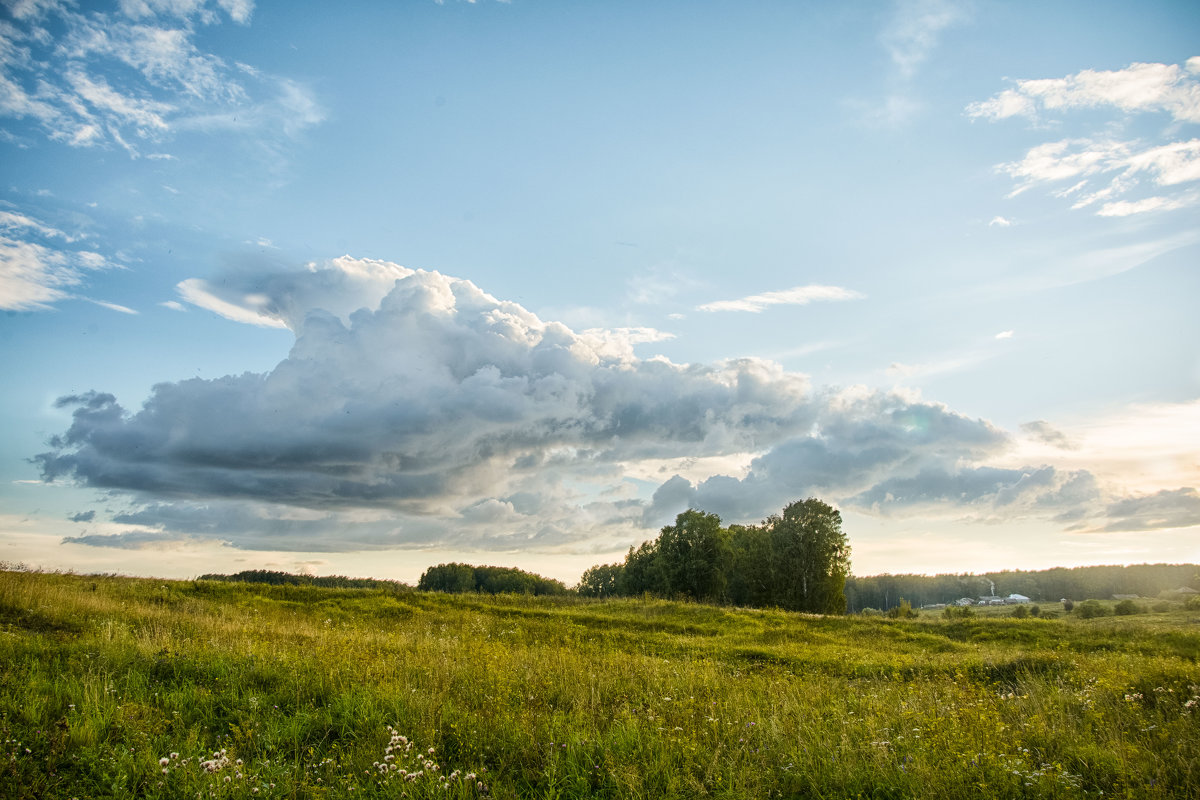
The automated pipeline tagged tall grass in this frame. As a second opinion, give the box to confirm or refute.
[2,569,1198,798]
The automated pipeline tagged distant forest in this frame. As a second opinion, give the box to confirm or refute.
[195,570,409,592]
[844,563,1200,613]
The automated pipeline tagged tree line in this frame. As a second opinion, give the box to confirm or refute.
[845,563,1200,612]
[416,563,569,596]
[197,569,409,591]
[578,498,852,615]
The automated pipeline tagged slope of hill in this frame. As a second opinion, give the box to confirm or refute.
[2,569,1199,798]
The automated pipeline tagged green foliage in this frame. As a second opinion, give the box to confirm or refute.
[764,499,851,614]
[656,509,729,602]
[943,604,975,619]
[1185,595,1200,610]
[576,563,624,598]
[4,570,1200,799]
[1062,598,1075,612]
[1077,599,1113,619]
[1115,599,1144,616]
[886,598,918,619]
[417,563,567,595]
[591,499,851,614]
[197,569,410,591]
[1010,604,1030,619]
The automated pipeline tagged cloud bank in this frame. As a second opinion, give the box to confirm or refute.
[35,257,1198,553]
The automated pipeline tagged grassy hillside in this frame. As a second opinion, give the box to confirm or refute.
[2,570,1199,798]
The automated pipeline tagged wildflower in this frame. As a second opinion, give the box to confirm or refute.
[159,757,170,767]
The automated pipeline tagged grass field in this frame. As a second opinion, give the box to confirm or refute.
[2,569,1198,799]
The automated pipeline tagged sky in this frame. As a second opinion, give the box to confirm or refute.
[1,0,1198,585]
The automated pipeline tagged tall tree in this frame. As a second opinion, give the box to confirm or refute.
[726,523,773,608]
[656,509,729,601]
[577,562,624,597]
[619,540,665,596]
[764,498,850,614]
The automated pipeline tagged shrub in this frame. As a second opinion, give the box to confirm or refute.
[1185,595,1200,610]
[1010,604,1029,619]
[1029,604,1040,617]
[943,605,974,619]
[859,607,882,617]
[1152,601,1172,613]
[1076,599,1111,619]
[1039,610,1058,620]
[886,599,918,619]
[1062,598,1075,612]
[1114,599,1143,616]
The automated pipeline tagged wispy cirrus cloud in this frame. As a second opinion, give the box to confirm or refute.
[698,285,864,313]
[860,0,966,126]
[0,0,321,157]
[0,207,124,311]
[971,58,1200,216]
[967,58,1200,123]
[881,0,966,81]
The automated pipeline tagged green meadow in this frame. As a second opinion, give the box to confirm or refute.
[2,569,1198,799]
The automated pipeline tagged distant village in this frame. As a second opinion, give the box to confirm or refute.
[922,592,1030,610]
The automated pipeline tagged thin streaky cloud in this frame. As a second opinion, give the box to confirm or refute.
[698,285,864,313]
[1097,195,1193,217]
[82,298,138,315]
[176,278,288,328]
[973,59,1200,216]
[0,0,321,155]
[967,59,1200,123]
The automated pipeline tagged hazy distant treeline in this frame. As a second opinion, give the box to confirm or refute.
[197,569,409,592]
[845,563,1200,612]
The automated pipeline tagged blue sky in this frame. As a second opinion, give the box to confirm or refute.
[2,0,1198,584]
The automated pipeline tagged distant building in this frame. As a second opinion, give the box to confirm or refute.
[955,597,975,606]
[1112,594,1139,601]
[1005,593,1031,604]
[979,595,1005,605]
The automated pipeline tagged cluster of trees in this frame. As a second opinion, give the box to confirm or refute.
[578,499,851,615]
[197,570,408,591]
[845,563,1200,612]
[416,563,568,596]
